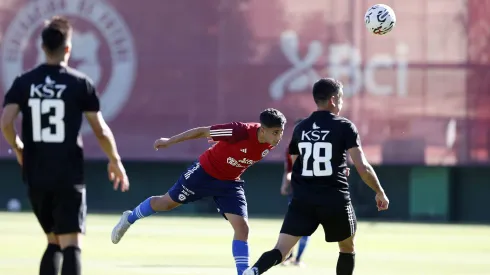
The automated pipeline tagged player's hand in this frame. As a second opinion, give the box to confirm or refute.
[280,183,291,196]
[375,192,389,211]
[108,160,129,192]
[154,138,172,150]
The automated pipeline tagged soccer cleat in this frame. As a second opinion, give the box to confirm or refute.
[111,210,132,244]
[293,261,306,268]
[280,258,292,266]
[242,267,259,275]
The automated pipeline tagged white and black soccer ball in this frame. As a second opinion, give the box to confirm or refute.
[365,4,396,35]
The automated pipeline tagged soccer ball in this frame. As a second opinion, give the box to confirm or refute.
[364,4,396,35]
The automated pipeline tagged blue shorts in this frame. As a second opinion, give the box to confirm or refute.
[168,161,248,219]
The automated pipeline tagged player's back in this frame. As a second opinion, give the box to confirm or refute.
[8,64,99,188]
[289,111,359,204]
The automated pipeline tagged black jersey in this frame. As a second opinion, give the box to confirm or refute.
[288,111,360,205]
[2,64,100,188]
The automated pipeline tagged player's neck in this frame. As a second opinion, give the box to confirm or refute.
[256,129,267,143]
[316,106,338,115]
[44,56,68,66]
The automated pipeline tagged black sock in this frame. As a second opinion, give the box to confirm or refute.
[61,246,81,275]
[336,252,355,275]
[252,249,283,274]
[40,244,62,275]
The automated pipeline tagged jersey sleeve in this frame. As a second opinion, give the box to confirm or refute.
[3,77,23,107]
[81,78,100,112]
[209,122,248,143]
[345,122,361,150]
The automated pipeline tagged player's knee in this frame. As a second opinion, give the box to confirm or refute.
[57,233,82,250]
[338,236,355,253]
[227,214,249,241]
[233,222,249,240]
[46,233,59,245]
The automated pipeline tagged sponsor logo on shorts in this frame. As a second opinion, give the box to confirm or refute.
[178,194,186,201]
[181,185,195,196]
[184,163,200,179]
[178,185,194,202]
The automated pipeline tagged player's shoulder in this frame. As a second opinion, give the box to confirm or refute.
[62,66,94,84]
[239,122,260,139]
[242,122,260,129]
[333,115,356,127]
[13,65,42,82]
[18,65,92,84]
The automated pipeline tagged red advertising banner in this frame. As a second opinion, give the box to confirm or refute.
[1,0,489,164]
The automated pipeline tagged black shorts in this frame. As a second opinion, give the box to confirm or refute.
[280,199,357,242]
[28,186,87,235]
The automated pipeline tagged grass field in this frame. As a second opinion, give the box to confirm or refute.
[1,212,490,275]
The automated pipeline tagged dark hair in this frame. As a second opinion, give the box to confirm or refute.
[260,108,287,128]
[41,16,72,55]
[312,78,343,105]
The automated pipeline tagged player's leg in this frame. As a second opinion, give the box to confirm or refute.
[294,235,310,265]
[337,234,355,275]
[214,183,250,275]
[245,233,300,275]
[244,199,319,275]
[57,233,83,275]
[111,161,205,244]
[288,195,310,266]
[225,213,250,275]
[28,188,62,275]
[281,194,294,266]
[126,192,181,224]
[52,186,87,275]
[41,233,62,275]
[319,202,357,275]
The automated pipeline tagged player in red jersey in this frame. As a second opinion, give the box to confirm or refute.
[111,108,286,275]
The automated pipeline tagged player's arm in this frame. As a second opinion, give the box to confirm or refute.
[82,78,128,191]
[155,122,247,149]
[280,152,293,195]
[1,78,24,159]
[348,147,384,194]
[1,104,23,151]
[345,122,389,210]
[85,112,121,163]
[281,131,300,195]
[82,79,121,163]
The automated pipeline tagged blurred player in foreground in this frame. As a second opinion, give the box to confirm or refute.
[111,108,286,275]
[279,118,310,267]
[1,17,129,275]
[243,78,389,275]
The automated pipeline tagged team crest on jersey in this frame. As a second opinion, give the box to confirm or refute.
[261,149,270,157]
[0,0,137,134]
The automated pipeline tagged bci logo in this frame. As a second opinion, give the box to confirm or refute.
[269,30,409,100]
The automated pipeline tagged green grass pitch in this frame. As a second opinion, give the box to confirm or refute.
[1,212,489,275]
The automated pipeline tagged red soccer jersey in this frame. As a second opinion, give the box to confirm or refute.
[199,122,275,181]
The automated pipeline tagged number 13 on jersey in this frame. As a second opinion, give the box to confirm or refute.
[298,142,333,176]
[28,98,65,143]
